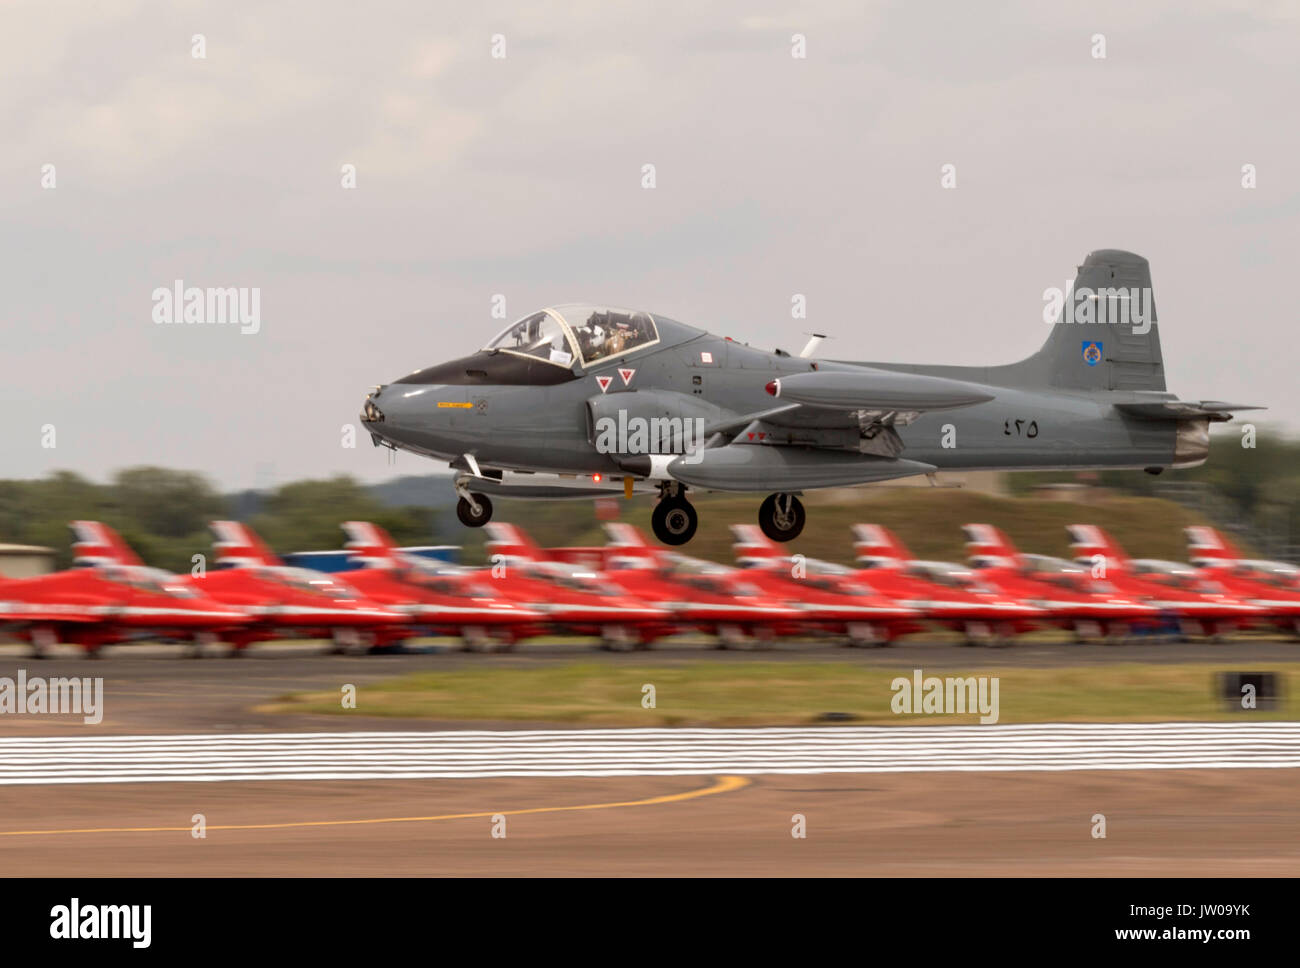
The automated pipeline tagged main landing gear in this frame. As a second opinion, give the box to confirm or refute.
[456,492,493,527]
[758,492,805,542]
[649,487,804,546]
[651,484,698,545]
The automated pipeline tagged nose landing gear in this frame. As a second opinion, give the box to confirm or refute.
[651,484,697,545]
[456,492,493,527]
[758,492,805,542]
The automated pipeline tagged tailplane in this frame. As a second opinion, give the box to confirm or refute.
[1185,526,1245,568]
[483,523,546,565]
[210,521,281,568]
[851,524,914,568]
[729,524,786,569]
[70,521,144,568]
[1067,524,1130,573]
[962,524,1022,569]
[342,521,400,569]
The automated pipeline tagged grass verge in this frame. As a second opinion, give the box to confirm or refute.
[266,661,1300,727]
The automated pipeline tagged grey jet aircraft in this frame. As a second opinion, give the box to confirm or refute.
[361,249,1259,545]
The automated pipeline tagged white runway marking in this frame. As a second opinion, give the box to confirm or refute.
[0,723,1298,784]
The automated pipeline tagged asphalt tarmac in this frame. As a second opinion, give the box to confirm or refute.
[0,638,1297,876]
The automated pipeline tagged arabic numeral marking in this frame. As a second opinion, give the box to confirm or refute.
[1004,418,1040,438]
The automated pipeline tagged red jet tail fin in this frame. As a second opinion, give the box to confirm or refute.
[729,524,784,568]
[70,521,144,567]
[1066,524,1129,573]
[602,522,663,570]
[210,521,281,567]
[851,524,913,568]
[962,523,1021,570]
[342,521,400,569]
[1185,526,1244,567]
[484,522,546,564]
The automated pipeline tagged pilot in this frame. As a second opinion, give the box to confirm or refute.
[579,318,608,361]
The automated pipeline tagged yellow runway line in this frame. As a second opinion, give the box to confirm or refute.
[0,774,751,838]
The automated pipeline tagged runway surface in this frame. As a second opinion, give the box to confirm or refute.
[1,641,1298,874]
[2,722,1298,785]
[2,770,1298,875]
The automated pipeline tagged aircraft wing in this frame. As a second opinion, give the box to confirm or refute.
[673,366,992,487]
[704,367,995,442]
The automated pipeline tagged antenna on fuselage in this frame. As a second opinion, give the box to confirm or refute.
[799,333,827,358]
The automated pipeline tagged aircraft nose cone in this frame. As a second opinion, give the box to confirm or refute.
[361,387,386,424]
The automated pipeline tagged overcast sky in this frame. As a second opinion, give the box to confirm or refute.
[3,0,1296,490]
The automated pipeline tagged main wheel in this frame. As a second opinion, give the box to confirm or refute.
[456,493,493,527]
[758,493,805,542]
[651,497,698,545]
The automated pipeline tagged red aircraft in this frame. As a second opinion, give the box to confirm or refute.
[542,522,809,648]
[961,523,1159,641]
[192,521,406,653]
[1067,524,1263,637]
[0,522,250,657]
[476,523,671,649]
[1182,526,1300,636]
[846,524,1043,645]
[726,524,920,646]
[338,521,547,649]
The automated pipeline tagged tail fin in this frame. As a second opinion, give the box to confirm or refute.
[70,521,144,567]
[210,521,280,568]
[1185,526,1244,567]
[601,522,664,570]
[962,523,1021,569]
[342,521,400,569]
[483,523,546,564]
[729,524,785,568]
[1007,249,1164,392]
[1067,524,1129,572]
[851,524,914,568]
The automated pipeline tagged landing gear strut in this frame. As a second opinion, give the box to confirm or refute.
[758,492,805,542]
[651,484,697,545]
[456,492,493,527]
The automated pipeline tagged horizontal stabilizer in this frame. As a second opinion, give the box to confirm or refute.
[1114,399,1265,422]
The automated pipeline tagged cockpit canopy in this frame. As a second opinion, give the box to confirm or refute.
[485,305,659,369]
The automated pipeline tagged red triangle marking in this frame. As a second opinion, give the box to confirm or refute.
[596,376,612,393]
[619,368,635,385]
[747,433,755,440]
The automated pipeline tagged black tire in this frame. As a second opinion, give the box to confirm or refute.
[651,497,698,545]
[456,493,493,527]
[758,493,805,542]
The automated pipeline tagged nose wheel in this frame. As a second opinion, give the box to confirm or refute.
[651,495,698,545]
[456,493,493,527]
[758,492,805,542]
